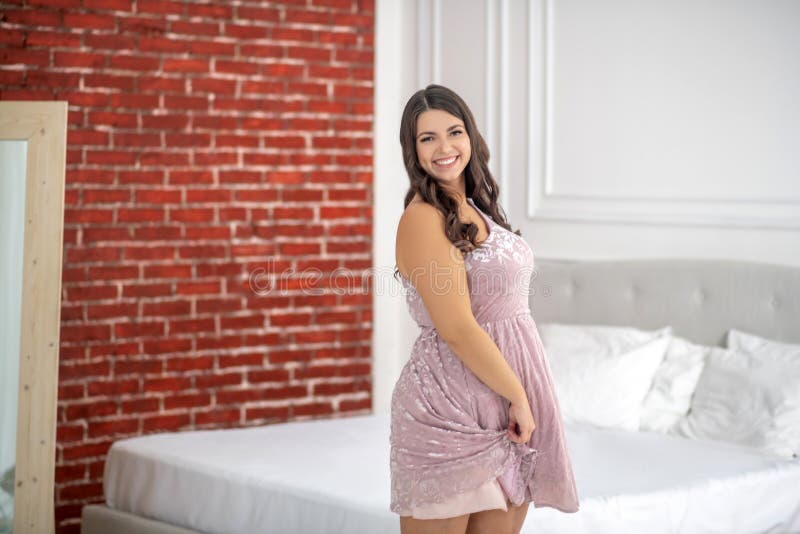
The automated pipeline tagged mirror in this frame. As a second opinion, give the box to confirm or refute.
[0,102,67,534]
[0,139,28,533]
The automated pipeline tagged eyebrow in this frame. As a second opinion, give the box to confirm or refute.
[417,124,464,139]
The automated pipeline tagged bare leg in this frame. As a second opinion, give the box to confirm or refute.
[465,495,530,534]
[400,513,471,534]
[510,499,531,534]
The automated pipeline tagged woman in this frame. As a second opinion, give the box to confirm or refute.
[390,84,580,534]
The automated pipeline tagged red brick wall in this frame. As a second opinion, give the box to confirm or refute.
[1,0,374,531]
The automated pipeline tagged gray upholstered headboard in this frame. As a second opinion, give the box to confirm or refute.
[528,258,800,347]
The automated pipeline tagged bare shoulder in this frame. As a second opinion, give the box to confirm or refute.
[402,198,441,223]
[395,201,454,278]
[397,201,446,246]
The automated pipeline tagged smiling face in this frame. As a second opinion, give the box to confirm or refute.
[415,109,471,189]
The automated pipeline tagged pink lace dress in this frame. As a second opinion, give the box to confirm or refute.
[390,197,580,519]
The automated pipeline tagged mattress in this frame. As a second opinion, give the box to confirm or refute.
[103,412,800,534]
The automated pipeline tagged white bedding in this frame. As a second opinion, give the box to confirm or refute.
[104,413,800,534]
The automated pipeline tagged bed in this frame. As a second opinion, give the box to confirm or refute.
[81,258,800,534]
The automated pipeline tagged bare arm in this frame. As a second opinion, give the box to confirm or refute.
[395,203,528,406]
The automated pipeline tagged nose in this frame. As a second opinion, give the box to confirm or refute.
[435,138,455,156]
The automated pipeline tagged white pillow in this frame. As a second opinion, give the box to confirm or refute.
[727,328,800,362]
[538,323,672,431]
[669,344,800,459]
[639,336,708,433]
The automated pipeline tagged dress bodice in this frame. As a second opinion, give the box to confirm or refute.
[398,197,535,328]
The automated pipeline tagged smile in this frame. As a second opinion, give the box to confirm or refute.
[433,155,459,168]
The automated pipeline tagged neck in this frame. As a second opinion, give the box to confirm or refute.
[440,177,467,205]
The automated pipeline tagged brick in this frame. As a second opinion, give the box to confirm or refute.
[86,302,137,319]
[64,400,117,420]
[195,335,244,351]
[138,0,183,15]
[64,284,118,302]
[61,441,113,462]
[142,299,191,316]
[3,9,62,27]
[143,376,192,393]
[142,413,191,432]
[87,376,140,396]
[169,208,214,222]
[121,283,172,298]
[60,324,112,343]
[115,359,163,376]
[142,338,192,354]
[236,6,280,22]
[87,418,139,438]
[170,20,219,37]
[186,2,231,18]
[121,397,160,414]
[245,406,290,422]
[168,317,215,333]
[340,398,371,412]
[82,0,132,9]
[195,408,241,426]
[195,372,242,388]
[224,23,268,39]
[59,482,104,501]
[88,265,139,280]
[114,321,165,338]
[66,245,120,264]
[88,342,139,358]
[82,189,130,204]
[163,392,211,410]
[293,401,334,417]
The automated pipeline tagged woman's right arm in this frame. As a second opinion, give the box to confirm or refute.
[395,203,528,408]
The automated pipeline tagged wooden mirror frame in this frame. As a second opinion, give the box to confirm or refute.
[0,101,67,534]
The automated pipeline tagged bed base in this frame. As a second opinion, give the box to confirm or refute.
[81,504,201,534]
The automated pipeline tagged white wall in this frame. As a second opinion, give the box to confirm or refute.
[372,0,422,414]
[373,0,800,410]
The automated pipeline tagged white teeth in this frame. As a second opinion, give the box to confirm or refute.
[435,156,457,165]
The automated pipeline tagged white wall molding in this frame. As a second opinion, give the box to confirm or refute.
[526,0,800,229]
[485,0,498,188]
[416,0,441,86]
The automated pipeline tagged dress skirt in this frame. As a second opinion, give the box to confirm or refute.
[407,476,509,519]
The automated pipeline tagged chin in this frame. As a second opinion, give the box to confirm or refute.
[430,165,466,180]
[433,174,461,186]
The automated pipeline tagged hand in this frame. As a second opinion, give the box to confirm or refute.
[507,398,535,444]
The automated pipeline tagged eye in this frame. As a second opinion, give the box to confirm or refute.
[420,130,462,143]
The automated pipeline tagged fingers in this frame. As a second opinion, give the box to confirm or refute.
[513,431,531,443]
[507,423,535,443]
[507,420,519,442]
[508,421,528,443]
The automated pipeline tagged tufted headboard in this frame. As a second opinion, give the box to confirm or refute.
[528,258,800,347]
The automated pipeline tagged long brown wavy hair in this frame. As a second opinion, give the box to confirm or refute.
[393,84,521,282]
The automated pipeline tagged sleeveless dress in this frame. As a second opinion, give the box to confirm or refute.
[389,197,580,519]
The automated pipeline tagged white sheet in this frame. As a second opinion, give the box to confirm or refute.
[104,413,800,534]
